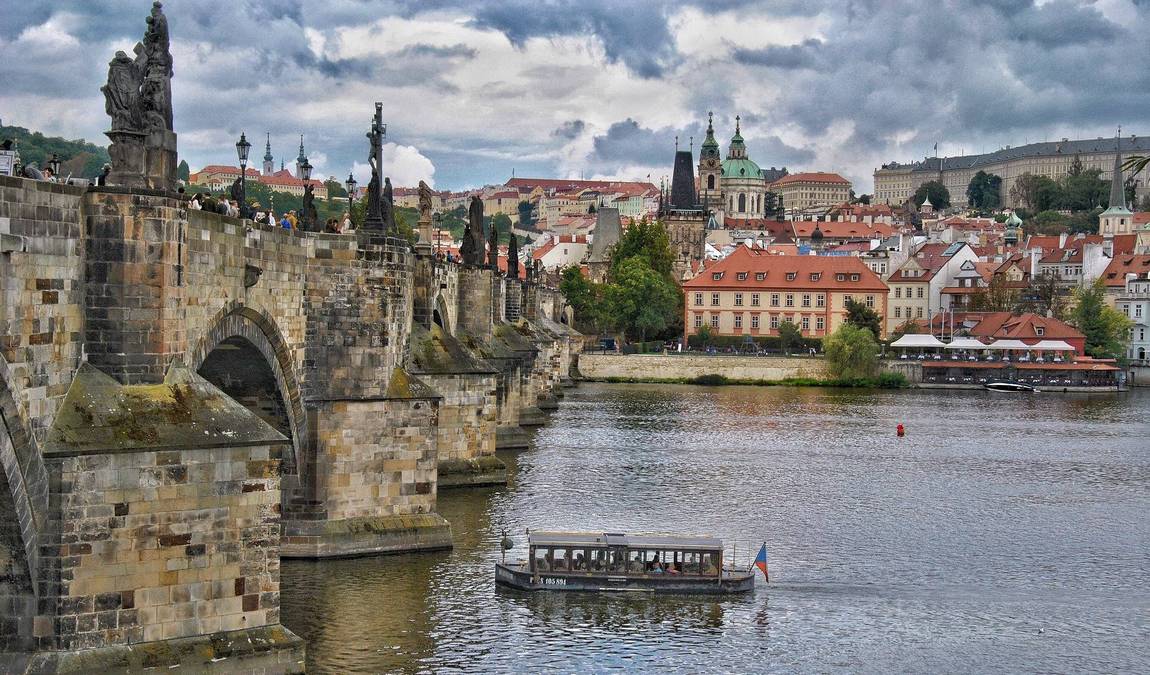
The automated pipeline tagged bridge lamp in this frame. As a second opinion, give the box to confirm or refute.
[345,172,357,201]
[300,157,313,183]
[235,132,252,218]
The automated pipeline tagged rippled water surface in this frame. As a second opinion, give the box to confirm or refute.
[282,385,1150,673]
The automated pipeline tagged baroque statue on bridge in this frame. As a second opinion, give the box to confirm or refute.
[101,2,178,191]
[507,233,520,280]
[462,196,485,266]
[363,102,387,231]
[486,208,499,270]
[417,180,433,224]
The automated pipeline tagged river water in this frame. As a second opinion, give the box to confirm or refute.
[281,384,1150,673]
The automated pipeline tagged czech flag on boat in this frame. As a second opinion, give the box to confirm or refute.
[754,543,769,581]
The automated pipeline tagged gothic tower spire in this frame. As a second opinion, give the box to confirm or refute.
[262,132,274,175]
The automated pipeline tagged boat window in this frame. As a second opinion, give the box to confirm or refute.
[609,547,628,572]
[571,549,590,571]
[550,548,570,571]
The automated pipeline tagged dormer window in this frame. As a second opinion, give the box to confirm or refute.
[737,272,748,281]
[712,272,723,281]
[755,272,765,281]
[786,272,797,281]
[810,273,821,281]
[1035,327,1045,336]
[836,273,846,281]
[850,274,860,281]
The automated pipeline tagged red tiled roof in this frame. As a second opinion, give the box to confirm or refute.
[919,312,1084,341]
[192,165,261,178]
[506,177,656,194]
[791,220,894,239]
[770,172,851,186]
[682,245,887,291]
[1112,234,1137,256]
[1039,247,1083,264]
[1134,212,1150,225]
[1102,255,1150,287]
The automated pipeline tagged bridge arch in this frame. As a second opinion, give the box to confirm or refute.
[188,304,307,473]
[433,293,453,335]
[0,360,42,648]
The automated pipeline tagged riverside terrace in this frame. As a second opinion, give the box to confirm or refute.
[890,334,1122,391]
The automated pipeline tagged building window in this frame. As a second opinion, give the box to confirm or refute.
[917,287,924,299]
[734,314,743,329]
[785,294,794,307]
[844,294,853,305]
[1035,326,1045,336]
[737,272,748,281]
[770,314,779,329]
[850,274,860,282]
[816,316,824,331]
[895,287,902,299]
[801,316,810,331]
[836,273,846,282]
[916,307,923,318]
[734,293,744,306]
[895,306,902,318]
[786,272,797,281]
[866,295,875,308]
[810,272,821,281]
[694,314,702,328]
[711,292,720,306]
[712,272,723,281]
[711,314,720,329]
[816,294,825,307]
[694,292,703,306]
[770,294,780,307]
[707,175,715,189]
[755,272,765,281]
[801,294,811,307]
[751,314,760,329]
[751,293,760,306]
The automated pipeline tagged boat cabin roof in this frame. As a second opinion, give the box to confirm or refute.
[527,531,722,551]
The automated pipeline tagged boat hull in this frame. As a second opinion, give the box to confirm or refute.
[495,563,755,594]
[984,382,1038,392]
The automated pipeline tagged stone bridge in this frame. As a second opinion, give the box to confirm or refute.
[0,176,579,670]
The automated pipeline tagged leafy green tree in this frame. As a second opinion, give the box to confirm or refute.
[777,320,802,354]
[517,200,536,228]
[965,170,1002,211]
[602,257,680,342]
[969,272,1020,312]
[1,123,111,178]
[844,298,882,340]
[913,180,950,210]
[824,323,880,379]
[694,324,713,345]
[559,266,602,333]
[1019,272,1067,318]
[324,178,347,198]
[491,213,512,241]
[610,217,675,278]
[1070,278,1133,361]
[177,160,190,181]
[1058,168,1107,211]
[1010,173,1058,211]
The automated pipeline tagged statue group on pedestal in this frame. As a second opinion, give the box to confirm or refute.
[101,2,173,135]
[362,102,398,234]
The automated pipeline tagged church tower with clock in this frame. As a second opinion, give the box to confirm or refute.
[699,111,723,211]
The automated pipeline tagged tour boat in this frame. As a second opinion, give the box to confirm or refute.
[984,381,1039,393]
[495,531,756,594]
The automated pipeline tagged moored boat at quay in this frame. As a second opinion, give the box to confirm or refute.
[495,531,756,594]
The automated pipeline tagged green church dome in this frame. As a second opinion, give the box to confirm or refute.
[722,157,762,178]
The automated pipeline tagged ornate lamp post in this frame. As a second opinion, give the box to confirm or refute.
[345,172,357,202]
[235,132,252,218]
[300,157,312,183]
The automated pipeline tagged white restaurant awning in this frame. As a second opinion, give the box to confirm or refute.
[890,334,946,348]
[944,337,988,350]
[985,339,1033,350]
[1031,340,1075,351]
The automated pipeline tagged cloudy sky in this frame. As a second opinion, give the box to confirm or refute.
[2,0,1147,192]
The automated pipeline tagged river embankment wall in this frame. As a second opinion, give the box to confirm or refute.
[578,353,829,381]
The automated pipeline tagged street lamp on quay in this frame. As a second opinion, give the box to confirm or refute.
[235,132,252,218]
[345,172,357,203]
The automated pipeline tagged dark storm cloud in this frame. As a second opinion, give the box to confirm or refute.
[552,120,586,140]
[732,39,824,70]
[586,118,813,174]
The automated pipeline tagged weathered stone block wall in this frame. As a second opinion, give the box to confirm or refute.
[36,444,284,650]
[504,280,522,323]
[456,267,493,340]
[422,373,497,462]
[0,176,85,442]
[301,397,440,522]
[577,353,829,381]
[82,190,187,385]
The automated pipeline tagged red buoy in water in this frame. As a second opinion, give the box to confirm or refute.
[897,424,905,437]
